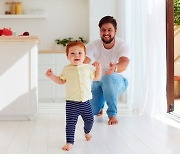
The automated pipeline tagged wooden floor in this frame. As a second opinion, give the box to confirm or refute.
[0,103,180,154]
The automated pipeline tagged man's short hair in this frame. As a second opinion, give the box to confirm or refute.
[98,16,117,30]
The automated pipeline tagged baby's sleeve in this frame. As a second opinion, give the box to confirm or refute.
[59,67,66,80]
[89,65,96,80]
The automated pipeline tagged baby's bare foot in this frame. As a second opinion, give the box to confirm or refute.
[62,143,72,151]
[85,133,92,141]
[108,116,118,125]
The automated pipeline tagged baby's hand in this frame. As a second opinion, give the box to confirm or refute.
[46,68,53,78]
[92,61,101,69]
[92,61,101,80]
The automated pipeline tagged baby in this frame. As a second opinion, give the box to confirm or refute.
[46,40,101,151]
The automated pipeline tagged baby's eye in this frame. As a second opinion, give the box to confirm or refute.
[70,52,74,55]
[78,52,83,54]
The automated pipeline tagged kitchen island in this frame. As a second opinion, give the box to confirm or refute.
[0,36,38,120]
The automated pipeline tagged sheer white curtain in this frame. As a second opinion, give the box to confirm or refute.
[123,0,167,116]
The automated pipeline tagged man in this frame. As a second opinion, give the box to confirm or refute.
[84,16,130,125]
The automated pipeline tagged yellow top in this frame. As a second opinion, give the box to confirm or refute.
[60,64,95,102]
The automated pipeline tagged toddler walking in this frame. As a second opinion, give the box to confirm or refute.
[46,41,101,151]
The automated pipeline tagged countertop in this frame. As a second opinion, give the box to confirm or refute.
[39,50,65,53]
[0,36,65,53]
[0,36,39,43]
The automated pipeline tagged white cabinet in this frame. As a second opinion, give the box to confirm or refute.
[0,36,38,120]
[38,53,69,102]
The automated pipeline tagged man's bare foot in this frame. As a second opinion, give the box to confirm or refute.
[97,110,103,116]
[85,133,92,141]
[62,143,72,151]
[108,116,118,125]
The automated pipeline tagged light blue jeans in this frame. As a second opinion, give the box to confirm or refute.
[90,73,128,117]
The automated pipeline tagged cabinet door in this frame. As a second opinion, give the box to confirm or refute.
[0,46,29,114]
[38,53,68,102]
[54,53,69,101]
[0,42,38,117]
[38,54,56,102]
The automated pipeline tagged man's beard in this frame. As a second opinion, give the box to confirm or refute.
[101,36,115,44]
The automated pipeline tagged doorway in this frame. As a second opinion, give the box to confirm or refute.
[174,0,180,115]
[166,0,174,113]
[167,0,180,116]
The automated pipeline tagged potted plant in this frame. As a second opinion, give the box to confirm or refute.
[174,0,180,26]
[174,0,180,47]
[55,37,73,47]
[174,0,180,36]
[77,37,87,44]
[174,0,180,81]
[55,37,87,50]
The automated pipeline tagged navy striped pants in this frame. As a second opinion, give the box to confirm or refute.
[65,100,94,144]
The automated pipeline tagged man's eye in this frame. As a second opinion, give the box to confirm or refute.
[101,28,105,32]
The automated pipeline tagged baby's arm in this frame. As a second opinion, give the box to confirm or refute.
[46,68,66,84]
[93,62,102,81]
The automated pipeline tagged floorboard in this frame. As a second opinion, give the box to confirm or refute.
[0,103,180,154]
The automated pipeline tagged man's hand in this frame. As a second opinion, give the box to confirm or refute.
[105,62,116,75]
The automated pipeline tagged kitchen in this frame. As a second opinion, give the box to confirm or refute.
[1,1,180,154]
[0,0,123,119]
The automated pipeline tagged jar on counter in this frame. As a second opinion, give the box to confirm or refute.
[11,2,16,14]
[4,2,11,14]
[16,2,22,14]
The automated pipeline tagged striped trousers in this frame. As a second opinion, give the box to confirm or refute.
[65,100,94,144]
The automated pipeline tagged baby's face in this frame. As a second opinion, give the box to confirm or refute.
[67,46,85,65]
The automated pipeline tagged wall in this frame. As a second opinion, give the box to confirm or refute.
[0,0,89,50]
[88,0,125,41]
[1,0,128,103]
[89,0,118,41]
[0,0,126,49]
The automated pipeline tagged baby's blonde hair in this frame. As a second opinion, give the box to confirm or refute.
[66,40,86,56]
